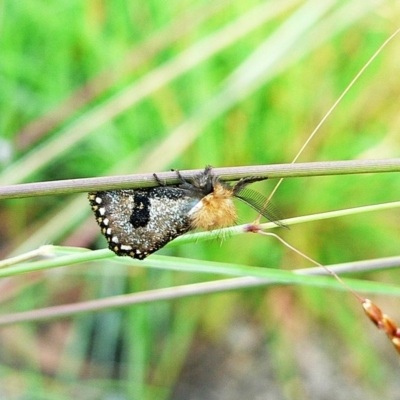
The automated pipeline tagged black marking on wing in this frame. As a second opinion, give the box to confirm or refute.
[130,193,151,228]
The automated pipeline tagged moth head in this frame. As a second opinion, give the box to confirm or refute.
[178,165,216,197]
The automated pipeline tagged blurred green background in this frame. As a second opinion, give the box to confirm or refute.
[1,0,400,399]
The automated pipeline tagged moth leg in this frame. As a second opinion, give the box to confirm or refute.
[153,173,167,186]
[153,169,190,187]
[173,169,188,184]
[172,169,201,192]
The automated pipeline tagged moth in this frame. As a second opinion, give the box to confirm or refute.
[88,166,284,260]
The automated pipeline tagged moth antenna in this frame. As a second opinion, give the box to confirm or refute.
[232,176,268,195]
[234,187,287,228]
[233,176,285,226]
